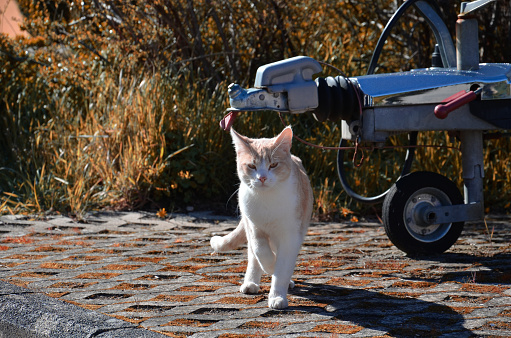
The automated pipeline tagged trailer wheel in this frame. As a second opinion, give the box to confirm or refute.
[382,171,464,255]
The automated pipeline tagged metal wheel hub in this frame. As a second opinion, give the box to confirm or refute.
[403,188,452,243]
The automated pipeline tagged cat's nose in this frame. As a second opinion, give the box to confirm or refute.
[259,176,267,183]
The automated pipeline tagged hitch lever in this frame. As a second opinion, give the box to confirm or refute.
[434,87,482,119]
[220,110,239,131]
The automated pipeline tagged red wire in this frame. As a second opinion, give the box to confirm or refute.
[277,112,460,152]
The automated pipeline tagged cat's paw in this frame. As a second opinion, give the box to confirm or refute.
[240,282,260,294]
[210,236,223,252]
[288,280,295,289]
[268,296,288,309]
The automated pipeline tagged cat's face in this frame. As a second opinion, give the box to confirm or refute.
[231,127,293,190]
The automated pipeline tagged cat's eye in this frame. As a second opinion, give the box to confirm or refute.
[269,163,278,169]
[247,164,256,170]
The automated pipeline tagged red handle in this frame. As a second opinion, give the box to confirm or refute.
[219,110,239,131]
[434,89,479,119]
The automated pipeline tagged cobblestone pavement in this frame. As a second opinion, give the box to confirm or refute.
[1,211,511,337]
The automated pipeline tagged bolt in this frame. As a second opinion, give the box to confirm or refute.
[427,212,436,222]
[259,94,265,100]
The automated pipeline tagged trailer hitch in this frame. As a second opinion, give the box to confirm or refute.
[223,56,362,129]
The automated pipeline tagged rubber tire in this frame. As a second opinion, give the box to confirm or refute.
[382,171,464,255]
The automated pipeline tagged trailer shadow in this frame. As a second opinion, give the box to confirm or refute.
[286,280,472,337]
[408,251,511,285]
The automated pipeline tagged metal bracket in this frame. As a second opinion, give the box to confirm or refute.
[459,0,495,17]
[414,0,456,68]
[421,202,483,225]
[227,84,288,112]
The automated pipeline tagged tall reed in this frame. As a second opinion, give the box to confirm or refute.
[1,0,509,217]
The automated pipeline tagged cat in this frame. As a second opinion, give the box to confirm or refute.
[210,126,313,309]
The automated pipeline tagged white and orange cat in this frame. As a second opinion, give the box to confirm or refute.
[210,126,313,309]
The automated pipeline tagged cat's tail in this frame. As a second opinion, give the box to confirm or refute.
[210,219,247,252]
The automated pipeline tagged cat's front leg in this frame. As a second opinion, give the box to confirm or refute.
[247,226,276,275]
[240,238,263,294]
[268,234,303,309]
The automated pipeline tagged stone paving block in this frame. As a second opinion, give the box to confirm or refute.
[0,279,34,295]
[0,281,165,337]
[1,212,511,336]
[94,328,166,338]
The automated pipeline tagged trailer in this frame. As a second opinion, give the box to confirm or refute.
[221,0,510,255]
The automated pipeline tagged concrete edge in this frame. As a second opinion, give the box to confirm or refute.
[0,280,165,338]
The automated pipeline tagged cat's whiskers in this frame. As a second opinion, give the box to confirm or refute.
[226,185,240,209]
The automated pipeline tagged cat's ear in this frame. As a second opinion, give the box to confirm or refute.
[230,128,252,155]
[273,126,293,153]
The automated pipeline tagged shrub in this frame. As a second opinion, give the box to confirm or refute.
[1,0,510,217]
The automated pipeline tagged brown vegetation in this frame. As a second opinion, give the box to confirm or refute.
[1,1,510,217]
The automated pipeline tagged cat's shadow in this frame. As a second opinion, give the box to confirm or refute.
[283,280,471,336]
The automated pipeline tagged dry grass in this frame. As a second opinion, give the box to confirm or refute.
[0,0,509,218]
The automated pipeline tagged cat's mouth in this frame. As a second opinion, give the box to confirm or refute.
[252,180,272,189]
